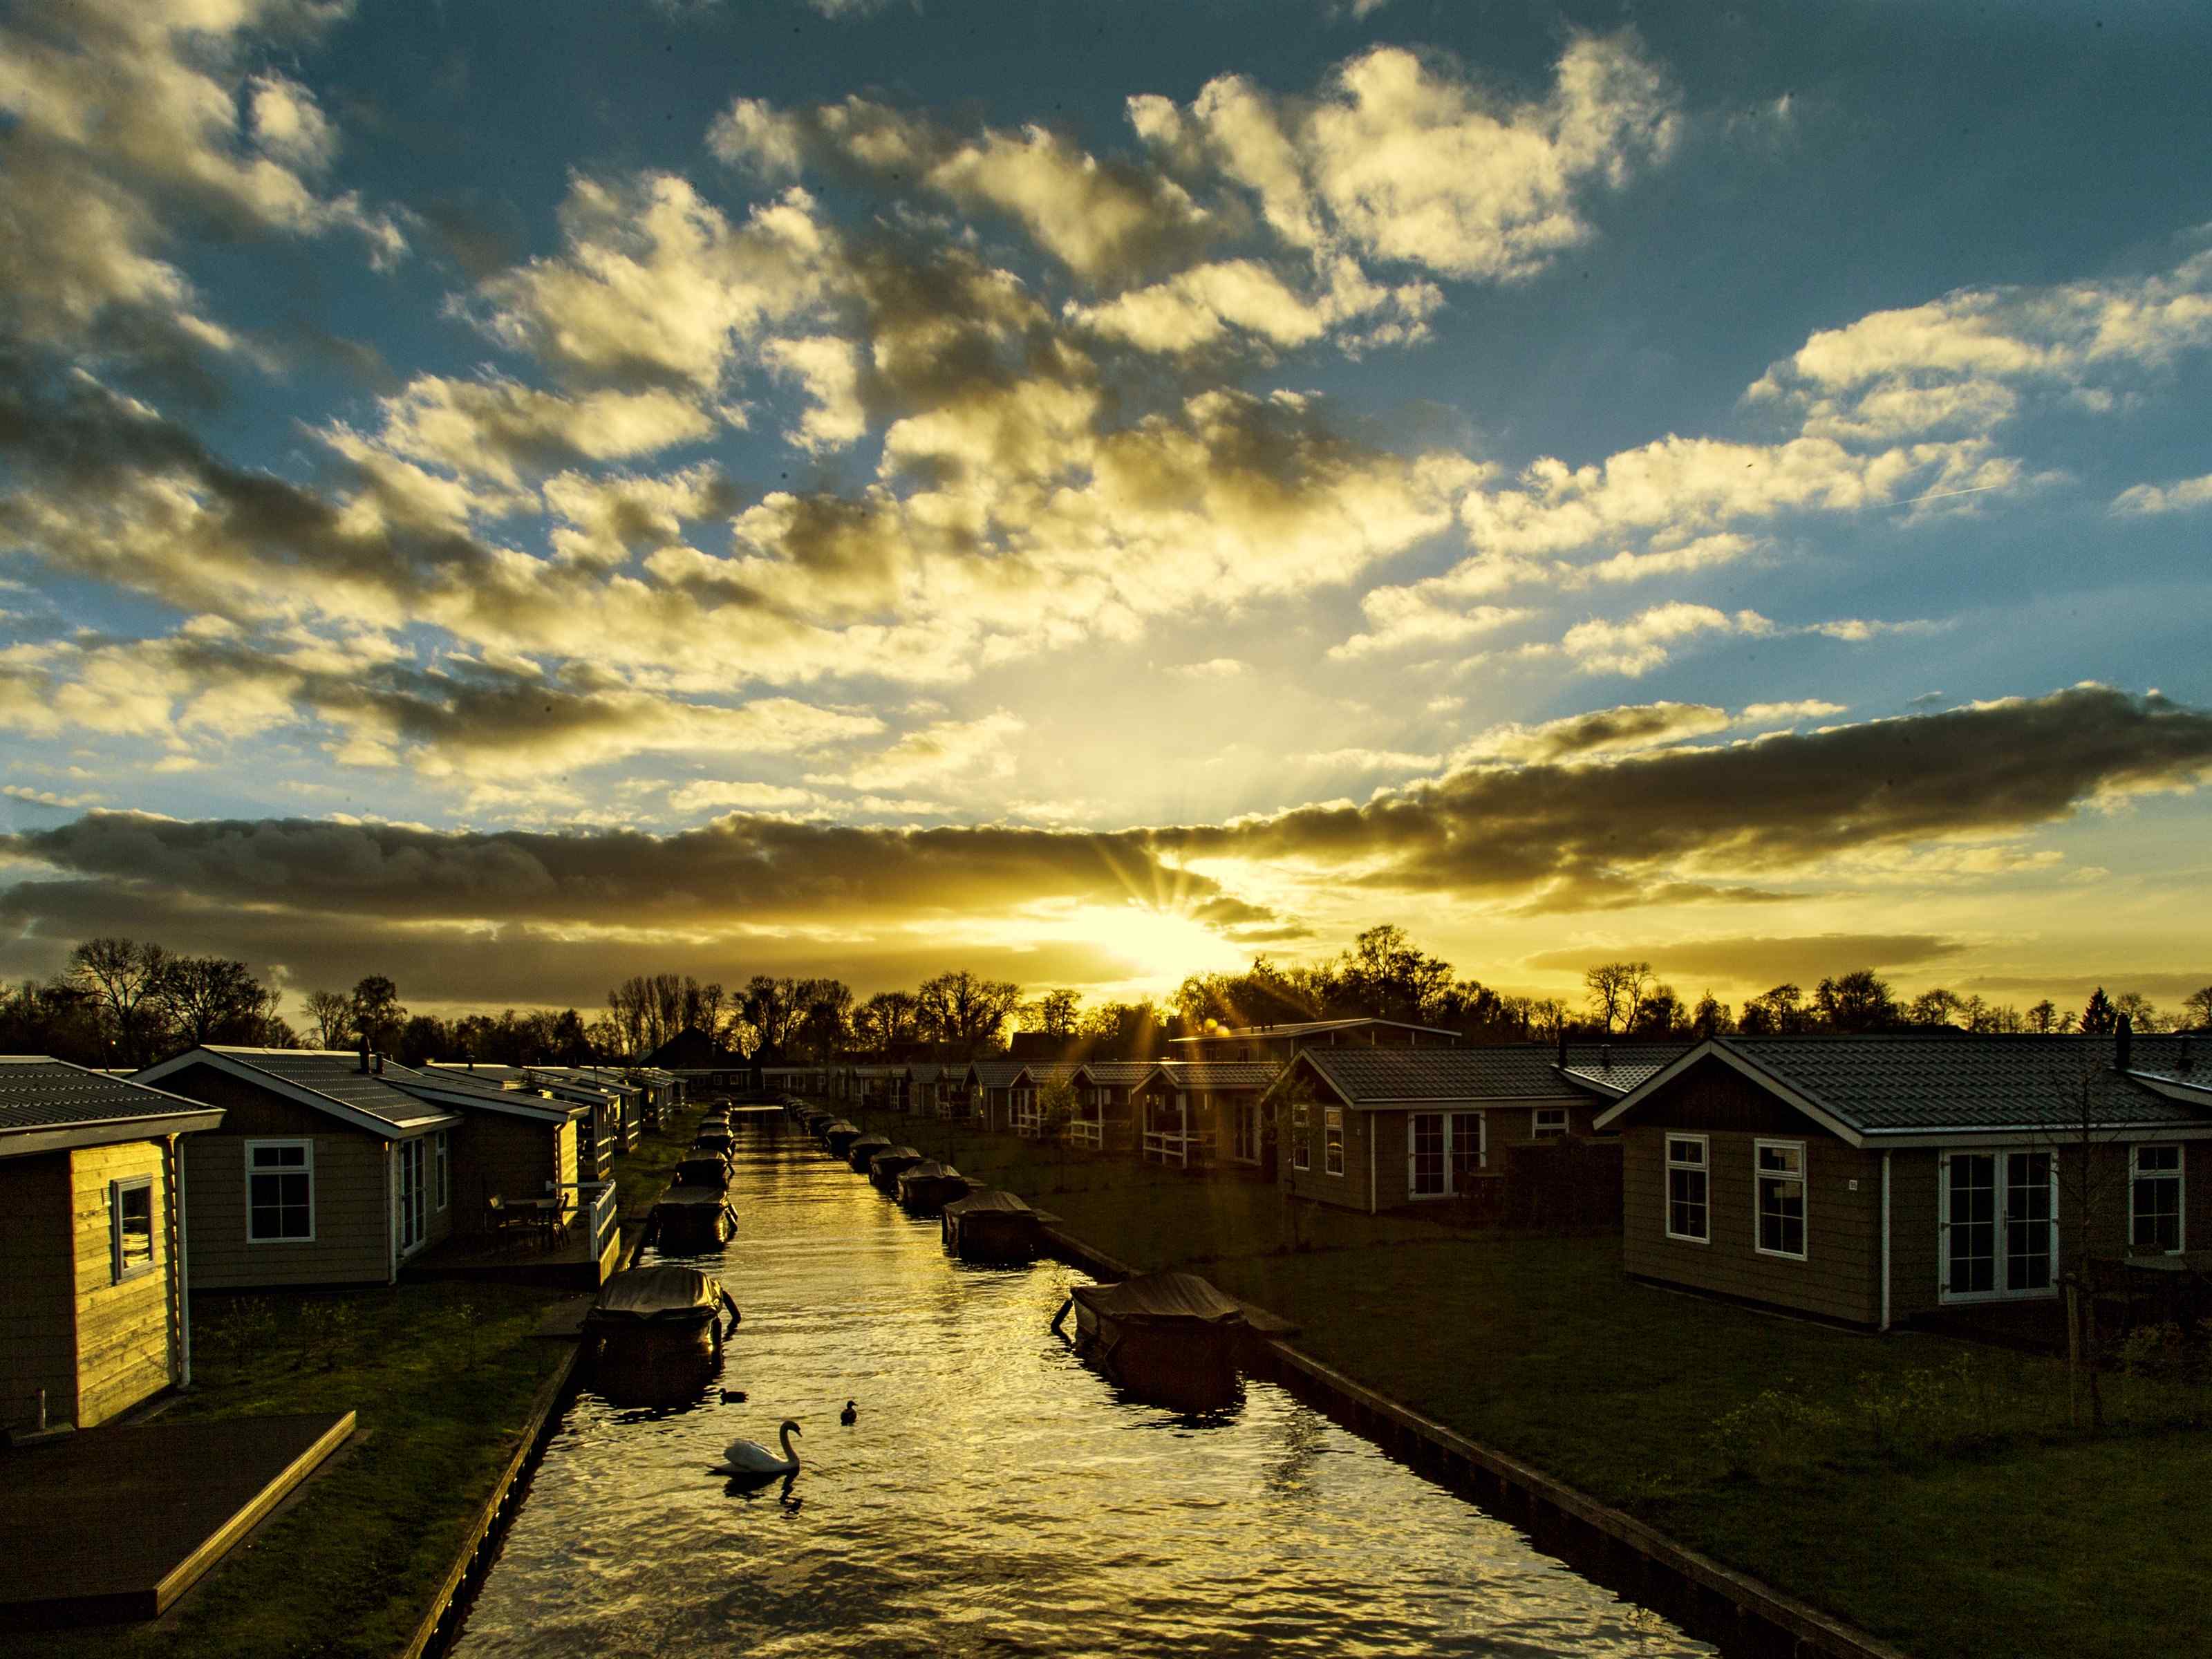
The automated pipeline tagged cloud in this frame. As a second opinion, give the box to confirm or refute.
[1552,602,1772,676]
[1294,748,1442,774]
[812,711,1025,791]
[1737,700,1847,725]
[1523,932,1969,986]
[1451,702,1732,766]
[346,375,720,487]
[1168,657,1249,680]
[2111,473,2212,516]
[1329,593,1530,661]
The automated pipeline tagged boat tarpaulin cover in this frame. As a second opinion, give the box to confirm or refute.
[653,1187,726,1210]
[1071,1271,1244,1327]
[871,1145,922,1165]
[899,1161,961,1182]
[848,1134,892,1155]
[823,1119,859,1135]
[943,1188,1033,1217]
[589,1264,720,1322]
[670,1159,731,1188]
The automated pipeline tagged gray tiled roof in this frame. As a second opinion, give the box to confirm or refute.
[1072,1060,1159,1085]
[212,1049,454,1128]
[1151,1060,1284,1090]
[907,1063,946,1084]
[0,1058,218,1135]
[1553,1043,1694,1096]
[1665,1035,2212,1134]
[967,1060,1027,1088]
[1018,1062,1081,1083]
[389,1063,583,1116]
[1288,1046,1612,1105]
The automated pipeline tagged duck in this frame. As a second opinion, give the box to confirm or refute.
[839,1399,857,1426]
[720,1388,747,1403]
[723,1418,801,1477]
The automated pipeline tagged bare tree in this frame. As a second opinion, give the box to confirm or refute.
[303,988,352,1049]
[1021,988,1082,1041]
[165,956,269,1047]
[1582,961,1654,1035]
[68,937,172,1065]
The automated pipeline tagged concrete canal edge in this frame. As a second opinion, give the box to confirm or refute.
[1041,1225,1910,1659]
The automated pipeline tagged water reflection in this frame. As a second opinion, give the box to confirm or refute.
[453,1112,1708,1658]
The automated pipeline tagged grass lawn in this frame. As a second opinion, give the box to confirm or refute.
[1,1095,723,1659]
[844,1101,2212,1659]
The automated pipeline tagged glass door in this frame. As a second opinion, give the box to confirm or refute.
[1409,1112,1445,1197]
[1943,1150,2054,1300]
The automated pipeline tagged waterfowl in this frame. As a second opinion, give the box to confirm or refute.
[839,1400,857,1425]
[723,1418,802,1477]
[720,1388,748,1403]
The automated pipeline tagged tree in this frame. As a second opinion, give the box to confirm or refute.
[2112,992,2167,1034]
[1906,987,1965,1028]
[2079,987,2117,1035]
[2183,984,2212,1031]
[303,988,353,1049]
[1338,926,1453,1024]
[1814,969,1898,1033]
[68,937,174,1065]
[349,975,407,1053]
[1037,1076,1080,1181]
[1021,988,1082,1041]
[1582,961,1655,1035]
[164,955,271,1047]
[2026,998,2065,1035]
[914,970,1020,1051]
[1627,984,1685,1038]
[1736,982,1809,1035]
[1690,991,1732,1038]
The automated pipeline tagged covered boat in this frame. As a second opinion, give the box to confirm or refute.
[895,1161,968,1214]
[845,1132,892,1172]
[583,1264,740,1405]
[1063,1271,1246,1412]
[868,1145,925,1192]
[941,1188,1042,1264]
[691,1127,735,1160]
[821,1120,864,1156]
[669,1157,731,1192]
[646,1184,737,1252]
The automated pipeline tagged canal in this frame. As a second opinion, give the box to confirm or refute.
[452,1110,1710,1658]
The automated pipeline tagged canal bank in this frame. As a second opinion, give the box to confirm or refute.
[448,1109,1716,1658]
[838,1101,2212,1659]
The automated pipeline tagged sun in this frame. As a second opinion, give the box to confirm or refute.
[1071,901,1245,993]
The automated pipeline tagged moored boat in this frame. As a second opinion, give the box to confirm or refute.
[646,1185,737,1252]
[868,1145,924,1192]
[691,1126,735,1160]
[583,1264,740,1405]
[895,1161,968,1214]
[821,1119,864,1156]
[1062,1271,1246,1413]
[941,1188,1042,1264]
[845,1132,892,1172]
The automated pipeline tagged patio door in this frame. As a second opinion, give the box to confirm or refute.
[1233,1100,1259,1162]
[396,1138,427,1256]
[1941,1150,2055,1300]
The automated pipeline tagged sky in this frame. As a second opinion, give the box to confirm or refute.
[1,0,2209,1021]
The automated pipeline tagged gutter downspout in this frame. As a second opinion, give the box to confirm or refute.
[1880,1151,1892,1333]
[174,1135,192,1389]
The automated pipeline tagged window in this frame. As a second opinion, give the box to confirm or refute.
[1755,1141,1807,1259]
[1665,1136,1708,1242]
[396,1138,427,1255]
[247,1141,315,1242]
[2131,1145,2184,1254]
[433,1130,450,1212]
[1533,1107,1568,1140]
[110,1177,154,1281]
[1944,1150,2056,1300]
[1324,1107,1344,1176]
[1410,1112,1483,1198]
[1291,1100,1311,1170]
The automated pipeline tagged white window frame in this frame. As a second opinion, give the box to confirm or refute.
[1665,1134,1709,1244]
[1324,1106,1344,1177]
[245,1138,317,1244]
[395,1136,429,1257]
[1409,1111,1485,1200]
[1532,1107,1569,1140]
[2128,1143,2185,1255]
[1753,1138,1808,1261]
[1291,1101,1311,1171]
[1938,1147,2060,1304]
[433,1129,450,1213]
[109,1175,156,1282]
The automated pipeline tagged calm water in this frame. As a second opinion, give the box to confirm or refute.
[452,1112,1708,1658]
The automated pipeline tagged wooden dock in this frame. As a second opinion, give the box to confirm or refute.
[0,1411,355,1628]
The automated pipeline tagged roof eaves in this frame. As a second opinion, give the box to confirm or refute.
[1591,1040,1869,1147]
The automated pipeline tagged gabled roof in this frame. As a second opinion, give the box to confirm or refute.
[907,1062,946,1084]
[966,1060,1027,1089]
[529,1065,640,1097]
[1069,1060,1158,1086]
[0,1056,225,1154]
[2126,1034,2211,1104]
[136,1047,460,1135]
[1592,1035,2212,1144]
[1553,1043,1694,1098]
[1150,1059,1284,1089]
[384,1065,588,1124]
[1169,1016,1459,1045]
[1013,1061,1080,1085]
[1279,1046,1611,1108]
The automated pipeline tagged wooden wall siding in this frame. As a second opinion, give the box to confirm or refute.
[1629,1060,1814,1136]
[69,1141,176,1426]
[1622,1125,1883,1325]
[0,1153,77,1431]
[1491,1098,1605,1145]
[1281,1103,1379,1210]
[452,1114,561,1232]
[166,1067,395,1287]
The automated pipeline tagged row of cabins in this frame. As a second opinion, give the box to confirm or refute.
[1,1047,690,1435]
[806,1020,2212,1332]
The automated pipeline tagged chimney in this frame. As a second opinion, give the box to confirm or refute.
[464,1048,474,1071]
[2115,1013,2133,1074]
[1600,1042,1612,1072]
[373,1050,384,1076]
[2180,1035,2195,1074]
[357,1036,370,1075]
[1556,1026,1567,1067]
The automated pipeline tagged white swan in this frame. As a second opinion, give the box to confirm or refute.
[723,1418,801,1477]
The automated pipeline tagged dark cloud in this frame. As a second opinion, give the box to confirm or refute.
[1525,933,1970,986]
